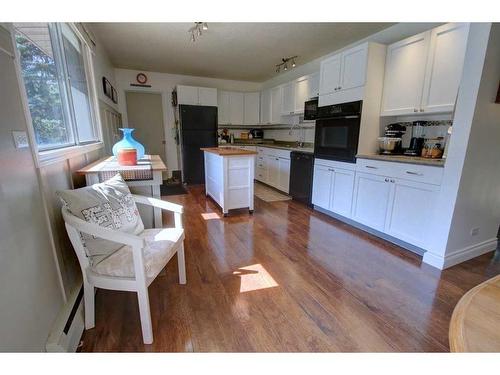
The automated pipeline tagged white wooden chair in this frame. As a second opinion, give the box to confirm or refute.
[62,194,186,344]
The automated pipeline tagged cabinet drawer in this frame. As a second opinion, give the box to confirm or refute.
[356,159,395,177]
[256,167,267,181]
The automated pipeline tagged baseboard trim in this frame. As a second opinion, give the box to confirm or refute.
[443,238,498,269]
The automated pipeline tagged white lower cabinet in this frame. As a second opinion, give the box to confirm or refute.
[352,172,393,232]
[265,155,280,188]
[254,147,291,194]
[278,157,291,194]
[312,160,355,218]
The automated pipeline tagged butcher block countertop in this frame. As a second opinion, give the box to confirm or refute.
[201,147,257,156]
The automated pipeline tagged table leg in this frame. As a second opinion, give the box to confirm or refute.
[152,184,162,228]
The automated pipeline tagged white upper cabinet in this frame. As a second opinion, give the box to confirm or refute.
[177,85,217,106]
[270,86,282,124]
[198,87,218,106]
[308,72,320,98]
[260,89,271,125]
[229,92,244,125]
[281,82,295,115]
[218,91,230,124]
[380,31,431,116]
[319,53,342,95]
[381,23,469,116]
[294,74,319,113]
[243,92,260,125]
[421,23,470,114]
[340,44,368,91]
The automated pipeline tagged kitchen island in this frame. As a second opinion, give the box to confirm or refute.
[201,147,257,216]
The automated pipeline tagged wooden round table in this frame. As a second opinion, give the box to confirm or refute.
[449,274,500,352]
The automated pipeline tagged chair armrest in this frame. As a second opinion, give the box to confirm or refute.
[132,194,183,214]
[62,207,144,248]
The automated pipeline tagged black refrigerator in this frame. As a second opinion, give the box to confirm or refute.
[179,104,218,184]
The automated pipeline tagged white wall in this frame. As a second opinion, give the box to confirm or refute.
[0,24,64,351]
[114,68,262,176]
[423,23,500,269]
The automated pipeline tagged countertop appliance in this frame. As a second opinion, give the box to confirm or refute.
[378,123,406,154]
[179,104,218,184]
[404,121,427,156]
[304,97,319,120]
[289,151,314,206]
[314,100,362,163]
[249,128,263,139]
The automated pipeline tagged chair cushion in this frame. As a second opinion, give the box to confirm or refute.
[92,228,184,278]
[57,174,144,265]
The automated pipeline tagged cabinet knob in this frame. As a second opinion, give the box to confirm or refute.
[413,108,418,112]
[420,108,424,112]
[384,178,389,182]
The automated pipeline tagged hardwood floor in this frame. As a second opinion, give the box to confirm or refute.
[79,185,500,352]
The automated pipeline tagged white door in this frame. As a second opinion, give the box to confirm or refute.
[340,44,368,91]
[177,85,199,105]
[218,91,230,124]
[260,89,271,125]
[229,92,244,125]
[330,168,355,218]
[243,92,260,125]
[198,87,217,106]
[266,155,279,188]
[380,31,431,116]
[421,23,469,114]
[312,165,333,210]
[352,172,393,232]
[385,179,440,248]
[278,157,291,194]
[319,53,342,95]
[281,82,295,115]
[294,76,310,114]
[270,86,282,124]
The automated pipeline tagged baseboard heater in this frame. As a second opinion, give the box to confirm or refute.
[46,286,85,352]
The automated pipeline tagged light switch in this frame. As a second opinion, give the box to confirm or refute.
[12,131,29,149]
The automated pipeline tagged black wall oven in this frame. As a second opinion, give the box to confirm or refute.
[314,100,362,163]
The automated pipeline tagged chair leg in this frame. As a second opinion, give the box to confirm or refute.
[137,286,153,344]
[83,281,95,329]
[177,242,187,285]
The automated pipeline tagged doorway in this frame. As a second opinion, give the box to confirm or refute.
[125,91,165,164]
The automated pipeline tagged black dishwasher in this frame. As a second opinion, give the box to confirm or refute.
[289,151,314,207]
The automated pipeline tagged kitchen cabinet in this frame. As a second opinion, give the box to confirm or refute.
[229,92,244,125]
[312,159,355,218]
[294,73,319,114]
[352,172,393,232]
[319,44,368,96]
[421,23,470,114]
[381,23,469,116]
[270,86,282,124]
[177,85,217,106]
[218,91,230,124]
[260,89,271,125]
[281,82,295,115]
[265,155,279,187]
[243,92,260,125]
[278,157,291,194]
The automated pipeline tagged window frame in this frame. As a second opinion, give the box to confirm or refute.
[14,22,103,165]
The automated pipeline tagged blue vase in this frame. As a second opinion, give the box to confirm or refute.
[112,128,145,159]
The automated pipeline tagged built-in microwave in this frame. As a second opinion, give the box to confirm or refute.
[304,97,319,120]
[314,101,363,163]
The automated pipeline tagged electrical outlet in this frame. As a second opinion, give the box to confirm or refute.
[471,227,480,236]
[12,131,29,149]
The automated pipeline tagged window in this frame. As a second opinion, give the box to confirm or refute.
[15,23,99,151]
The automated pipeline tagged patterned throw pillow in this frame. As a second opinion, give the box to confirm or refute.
[57,174,144,265]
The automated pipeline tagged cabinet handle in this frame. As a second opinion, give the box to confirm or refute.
[365,165,377,169]
[390,179,395,183]
[413,108,418,112]
[328,168,335,172]
[405,171,423,176]
[384,178,389,182]
[420,108,424,112]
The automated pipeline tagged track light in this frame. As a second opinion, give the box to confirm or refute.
[188,22,208,42]
[275,56,298,73]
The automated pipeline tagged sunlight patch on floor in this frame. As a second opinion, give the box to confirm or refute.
[233,263,279,293]
[201,212,221,220]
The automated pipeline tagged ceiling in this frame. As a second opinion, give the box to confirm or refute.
[89,23,393,82]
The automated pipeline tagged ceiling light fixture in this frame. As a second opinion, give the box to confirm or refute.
[275,56,298,73]
[189,22,208,42]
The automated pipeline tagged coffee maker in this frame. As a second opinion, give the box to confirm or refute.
[404,121,427,156]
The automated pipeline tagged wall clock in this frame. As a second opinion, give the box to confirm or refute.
[136,73,148,85]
